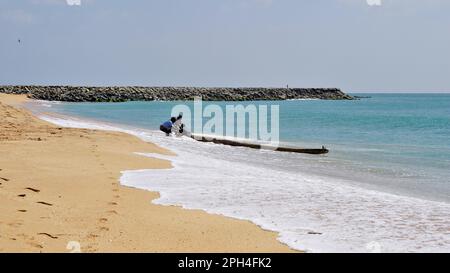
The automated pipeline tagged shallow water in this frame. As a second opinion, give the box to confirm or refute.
[27,93,450,252]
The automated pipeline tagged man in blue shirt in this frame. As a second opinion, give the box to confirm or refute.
[160,117,176,136]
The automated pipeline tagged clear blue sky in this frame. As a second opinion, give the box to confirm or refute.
[1,0,449,92]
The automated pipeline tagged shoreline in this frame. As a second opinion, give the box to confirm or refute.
[33,100,450,252]
[0,94,296,253]
[5,94,450,252]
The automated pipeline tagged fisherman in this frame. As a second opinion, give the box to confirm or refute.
[160,117,176,136]
[172,113,184,137]
[173,113,191,137]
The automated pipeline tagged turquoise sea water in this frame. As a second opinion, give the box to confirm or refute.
[30,93,450,252]
[33,93,450,203]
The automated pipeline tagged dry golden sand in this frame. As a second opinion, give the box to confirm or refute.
[0,94,295,253]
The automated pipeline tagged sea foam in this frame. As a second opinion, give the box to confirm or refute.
[38,114,450,253]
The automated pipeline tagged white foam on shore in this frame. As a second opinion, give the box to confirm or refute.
[38,114,450,253]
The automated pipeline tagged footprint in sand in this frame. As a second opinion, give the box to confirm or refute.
[28,242,44,249]
[36,201,53,206]
[25,187,40,193]
[0,177,9,182]
[18,232,46,250]
[8,222,23,228]
[17,194,26,197]
[98,218,108,223]
[37,232,58,239]
[106,210,118,215]
[108,202,117,206]
[17,210,27,213]
[87,234,99,239]
[99,227,109,232]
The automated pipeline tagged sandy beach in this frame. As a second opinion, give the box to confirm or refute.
[0,94,294,253]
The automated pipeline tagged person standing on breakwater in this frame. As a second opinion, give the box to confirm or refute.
[160,117,176,136]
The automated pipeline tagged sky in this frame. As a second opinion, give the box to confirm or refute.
[0,0,449,92]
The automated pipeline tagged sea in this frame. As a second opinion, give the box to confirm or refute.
[26,93,450,252]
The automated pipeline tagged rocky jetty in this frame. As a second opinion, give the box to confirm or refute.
[0,85,353,102]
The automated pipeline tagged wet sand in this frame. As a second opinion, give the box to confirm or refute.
[0,94,295,253]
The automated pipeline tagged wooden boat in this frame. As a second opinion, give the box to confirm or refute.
[190,134,329,155]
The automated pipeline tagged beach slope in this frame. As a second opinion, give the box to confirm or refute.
[0,94,294,253]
